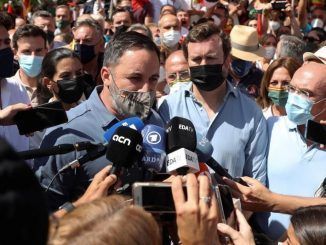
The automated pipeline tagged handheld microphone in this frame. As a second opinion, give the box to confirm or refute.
[140,124,166,177]
[165,117,199,174]
[106,126,143,176]
[18,141,99,160]
[195,136,248,186]
[103,117,145,142]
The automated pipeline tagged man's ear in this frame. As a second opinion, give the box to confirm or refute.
[223,54,231,75]
[101,66,111,87]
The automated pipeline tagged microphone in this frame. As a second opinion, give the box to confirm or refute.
[18,141,99,160]
[165,116,199,174]
[140,124,166,177]
[103,117,145,142]
[106,126,143,176]
[195,136,248,186]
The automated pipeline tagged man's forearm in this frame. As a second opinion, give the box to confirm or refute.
[271,193,326,214]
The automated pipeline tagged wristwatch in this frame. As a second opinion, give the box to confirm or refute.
[58,202,75,213]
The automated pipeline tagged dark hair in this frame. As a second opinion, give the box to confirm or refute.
[0,139,49,245]
[112,8,133,23]
[214,2,229,19]
[104,31,160,67]
[42,48,81,80]
[0,12,14,30]
[12,24,47,50]
[31,10,53,24]
[183,22,231,61]
[256,57,300,109]
[56,5,70,13]
[260,33,278,46]
[75,18,103,35]
[160,4,176,15]
[291,205,326,245]
[308,28,326,42]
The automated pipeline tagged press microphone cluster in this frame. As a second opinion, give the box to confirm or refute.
[165,116,199,175]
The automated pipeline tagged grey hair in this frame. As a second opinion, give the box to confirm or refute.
[31,10,53,25]
[278,35,306,64]
[75,18,103,35]
[127,24,153,40]
[103,31,160,67]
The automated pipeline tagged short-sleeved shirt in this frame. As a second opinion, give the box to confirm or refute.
[255,116,326,240]
[158,81,268,183]
[35,86,164,210]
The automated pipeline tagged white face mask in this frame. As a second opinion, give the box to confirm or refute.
[212,15,221,27]
[162,29,181,48]
[169,81,191,94]
[269,21,281,31]
[264,46,276,60]
[311,18,324,28]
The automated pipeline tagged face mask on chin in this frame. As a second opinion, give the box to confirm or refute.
[108,73,156,120]
[189,64,226,91]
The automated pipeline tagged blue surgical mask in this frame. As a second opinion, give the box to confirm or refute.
[230,59,252,78]
[18,54,43,78]
[285,92,313,125]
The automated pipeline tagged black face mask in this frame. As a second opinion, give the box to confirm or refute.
[189,64,225,91]
[0,47,14,78]
[74,43,96,64]
[57,76,85,104]
[46,31,55,44]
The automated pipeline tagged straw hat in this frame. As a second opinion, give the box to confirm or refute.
[230,25,265,62]
[303,46,326,64]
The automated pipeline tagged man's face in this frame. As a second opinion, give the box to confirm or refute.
[15,18,26,29]
[149,26,160,38]
[102,49,160,93]
[312,9,326,23]
[290,63,326,120]
[34,16,55,32]
[177,11,190,27]
[165,53,189,86]
[159,15,180,36]
[213,8,227,28]
[73,25,100,51]
[0,26,10,50]
[15,36,47,58]
[55,7,71,22]
[112,12,132,32]
[248,19,258,28]
[187,34,224,67]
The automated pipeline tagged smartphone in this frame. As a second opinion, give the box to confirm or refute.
[133,182,186,213]
[14,101,68,135]
[271,1,287,10]
[305,120,326,145]
[215,184,237,244]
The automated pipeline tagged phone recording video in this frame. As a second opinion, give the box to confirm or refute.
[305,120,326,145]
[215,184,237,244]
[14,101,68,135]
[132,182,186,213]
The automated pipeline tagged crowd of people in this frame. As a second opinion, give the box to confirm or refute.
[0,0,325,244]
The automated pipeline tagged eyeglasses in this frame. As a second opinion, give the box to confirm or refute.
[0,38,11,46]
[167,70,190,82]
[287,84,310,99]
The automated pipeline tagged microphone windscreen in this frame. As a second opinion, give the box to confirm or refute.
[141,124,166,172]
[166,116,197,153]
[106,126,143,169]
[195,134,213,162]
[103,117,145,142]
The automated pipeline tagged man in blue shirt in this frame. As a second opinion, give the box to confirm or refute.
[36,32,162,210]
[159,22,268,183]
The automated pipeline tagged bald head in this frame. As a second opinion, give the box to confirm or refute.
[165,50,189,85]
[291,63,326,121]
[159,14,180,35]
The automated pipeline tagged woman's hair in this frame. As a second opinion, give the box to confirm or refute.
[291,205,326,245]
[256,57,300,109]
[41,48,81,80]
[49,195,128,245]
[259,33,278,46]
[69,206,161,245]
[0,139,49,245]
[49,195,161,245]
